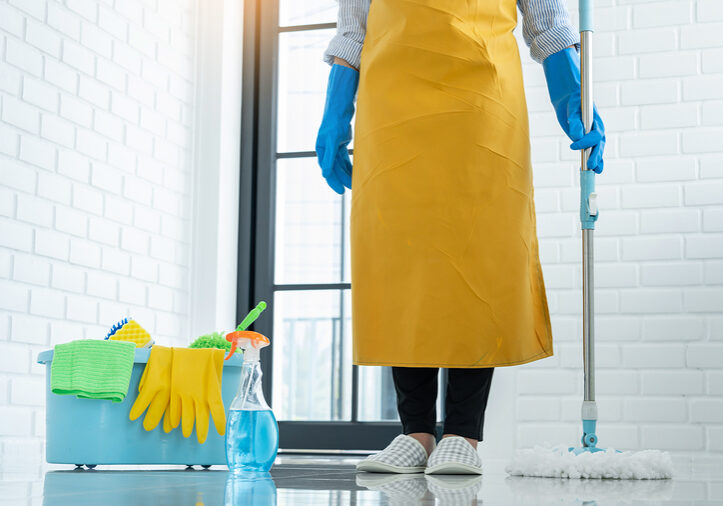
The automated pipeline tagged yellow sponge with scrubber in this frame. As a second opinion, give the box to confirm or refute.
[106,319,153,348]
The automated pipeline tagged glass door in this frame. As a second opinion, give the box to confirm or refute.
[238,0,445,452]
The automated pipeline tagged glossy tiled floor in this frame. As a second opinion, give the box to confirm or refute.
[1,454,722,505]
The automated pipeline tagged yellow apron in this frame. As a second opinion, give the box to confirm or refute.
[350,0,553,368]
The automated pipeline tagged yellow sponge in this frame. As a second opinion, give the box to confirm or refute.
[108,320,153,348]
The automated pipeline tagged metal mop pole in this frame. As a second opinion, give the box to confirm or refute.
[577,0,601,452]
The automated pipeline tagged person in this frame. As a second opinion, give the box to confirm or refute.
[315,0,605,475]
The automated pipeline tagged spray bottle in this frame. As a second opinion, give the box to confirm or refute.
[224,302,279,473]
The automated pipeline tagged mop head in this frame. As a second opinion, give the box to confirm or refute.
[506,445,673,480]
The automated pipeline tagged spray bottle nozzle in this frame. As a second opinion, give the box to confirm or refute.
[236,301,267,332]
[224,331,270,361]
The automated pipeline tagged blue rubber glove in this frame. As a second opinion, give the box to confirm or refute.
[542,47,606,174]
[315,64,359,194]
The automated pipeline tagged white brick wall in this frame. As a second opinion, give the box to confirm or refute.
[514,0,723,456]
[0,0,196,473]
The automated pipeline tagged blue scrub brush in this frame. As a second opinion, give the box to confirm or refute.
[106,318,129,339]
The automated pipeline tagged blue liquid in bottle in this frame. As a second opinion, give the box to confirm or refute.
[226,409,279,473]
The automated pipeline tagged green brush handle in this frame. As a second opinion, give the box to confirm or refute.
[236,301,267,331]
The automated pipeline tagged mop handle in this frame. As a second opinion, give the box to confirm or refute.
[580,0,594,142]
[579,0,597,408]
[579,0,597,231]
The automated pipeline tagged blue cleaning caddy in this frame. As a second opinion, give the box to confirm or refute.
[37,348,243,468]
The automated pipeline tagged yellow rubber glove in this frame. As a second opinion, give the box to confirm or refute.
[166,348,226,444]
[129,345,173,431]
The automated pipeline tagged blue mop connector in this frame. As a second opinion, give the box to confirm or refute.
[581,418,600,449]
[569,400,610,454]
[580,170,599,230]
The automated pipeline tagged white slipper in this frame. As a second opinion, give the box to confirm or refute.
[424,436,483,475]
[356,434,431,474]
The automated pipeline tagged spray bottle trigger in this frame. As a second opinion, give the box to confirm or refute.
[224,330,271,361]
[224,336,238,361]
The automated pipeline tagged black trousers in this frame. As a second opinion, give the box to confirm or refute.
[391,366,494,442]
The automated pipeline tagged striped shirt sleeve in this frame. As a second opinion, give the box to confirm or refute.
[322,0,579,67]
[323,0,370,69]
[517,0,581,63]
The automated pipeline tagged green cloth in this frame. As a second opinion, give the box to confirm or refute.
[51,339,136,403]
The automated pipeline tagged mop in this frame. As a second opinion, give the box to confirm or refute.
[506,0,673,480]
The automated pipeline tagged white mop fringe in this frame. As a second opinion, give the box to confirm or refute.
[505,444,674,480]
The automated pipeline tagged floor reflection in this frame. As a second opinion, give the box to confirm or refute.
[504,475,675,505]
[355,473,483,505]
[226,472,277,505]
[4,455,721,506]
[41,470,229,505]
[39,470,488,506]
